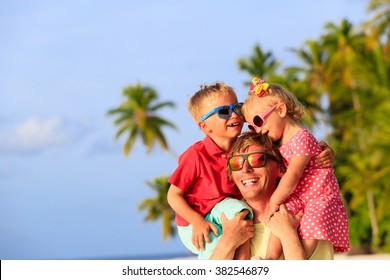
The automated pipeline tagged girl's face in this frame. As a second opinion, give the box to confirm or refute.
[244,97,285,142]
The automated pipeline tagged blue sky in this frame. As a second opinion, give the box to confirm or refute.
[0,0,368,259]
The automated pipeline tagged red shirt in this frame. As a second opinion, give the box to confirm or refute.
[169,135,242,226]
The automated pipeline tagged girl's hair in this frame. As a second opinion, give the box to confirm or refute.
[227,131,286,181]
[244,83,305,122]
[187,82,237,122]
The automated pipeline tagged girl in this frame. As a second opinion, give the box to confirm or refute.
[243,78,350,259]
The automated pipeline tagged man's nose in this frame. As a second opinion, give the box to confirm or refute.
[242,160,253,172]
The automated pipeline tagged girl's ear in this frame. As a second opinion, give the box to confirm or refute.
[278,102,288,117]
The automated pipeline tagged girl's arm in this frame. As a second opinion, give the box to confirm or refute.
[266,204,306,260]
[167,185,219,251]
[266,155,311,221]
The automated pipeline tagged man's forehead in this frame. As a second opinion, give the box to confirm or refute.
[237,144,267,154]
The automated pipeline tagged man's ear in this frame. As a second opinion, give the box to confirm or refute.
[278,102,287,118]
[277,164,286,177]
[277,169,285,178]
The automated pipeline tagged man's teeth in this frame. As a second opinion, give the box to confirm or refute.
[242,178,257,185]
[228,123,239,127]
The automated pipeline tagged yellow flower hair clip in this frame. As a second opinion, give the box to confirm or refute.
[250,77,269,97]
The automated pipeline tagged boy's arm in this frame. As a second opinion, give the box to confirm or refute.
[167,184,218,251]
[266,155,310,221]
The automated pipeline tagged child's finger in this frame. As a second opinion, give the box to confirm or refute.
[198,236,205,250]
[192,234,201,251]
[296,210,304,221]
[210,223,219,237]
[204,229,211,244]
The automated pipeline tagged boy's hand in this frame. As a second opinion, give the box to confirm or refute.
[316,141,335,167]
[191,218,219,251]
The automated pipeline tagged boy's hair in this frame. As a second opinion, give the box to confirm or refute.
[188,82,237,122]
[227,131,286,181]
[244,83,305,122]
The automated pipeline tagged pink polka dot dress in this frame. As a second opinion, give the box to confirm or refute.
[279,128,350,253]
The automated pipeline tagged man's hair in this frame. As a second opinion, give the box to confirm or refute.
[227,131,285,180]
[187,82,237,122]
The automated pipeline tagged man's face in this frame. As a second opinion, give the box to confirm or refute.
[230,144,280,201]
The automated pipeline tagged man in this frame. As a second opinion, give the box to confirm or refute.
[210,131,334,260]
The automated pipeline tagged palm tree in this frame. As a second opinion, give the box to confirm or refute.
[108,84,179,240]
[138,175,176,240]
[107,83,177,157]
[286,40,332,128]
[288,40,330,93]
[366,0,390,43]
[237,44,280,85]
[319,18,390,251]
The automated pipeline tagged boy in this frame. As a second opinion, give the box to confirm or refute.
[167,82,253,260]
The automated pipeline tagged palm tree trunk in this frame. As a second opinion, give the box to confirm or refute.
[351,81,379,250]
[168,149,178,160]
[367,188,379,250]
[162,209,172,240]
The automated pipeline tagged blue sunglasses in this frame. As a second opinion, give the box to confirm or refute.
[200,103,243,121]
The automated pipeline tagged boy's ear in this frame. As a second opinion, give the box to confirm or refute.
[198,121,210,133]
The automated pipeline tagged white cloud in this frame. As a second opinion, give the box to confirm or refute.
[0,116,89,155]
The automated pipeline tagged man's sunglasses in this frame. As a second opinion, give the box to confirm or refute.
[248,103,278,131]
[200,103,243,121]
[228,152,278,171]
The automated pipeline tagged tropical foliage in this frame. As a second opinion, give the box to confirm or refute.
[138,175,176,240]
[237,0,390,252]
[107,84,177,157]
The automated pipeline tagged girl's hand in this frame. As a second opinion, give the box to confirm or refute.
[264,203,280,223]
[266,204,303,240]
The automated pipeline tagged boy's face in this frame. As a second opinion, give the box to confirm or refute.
[199,94,244,139]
